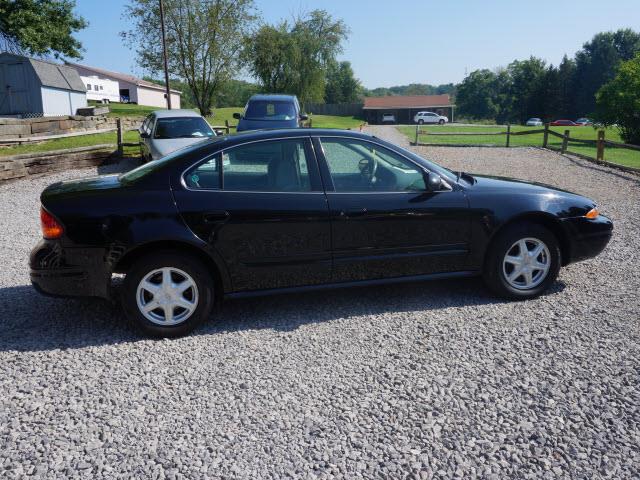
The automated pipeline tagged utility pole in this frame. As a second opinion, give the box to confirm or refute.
[159,0,172,109]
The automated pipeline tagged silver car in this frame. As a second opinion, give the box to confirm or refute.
[139,110,215,162]
[526,117,543,126]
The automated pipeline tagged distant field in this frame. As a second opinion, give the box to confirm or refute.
[397,125,640,169]
[1,104,362,158]
[92,102,363,130]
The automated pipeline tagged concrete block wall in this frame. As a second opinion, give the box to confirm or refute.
[0,116,142,140]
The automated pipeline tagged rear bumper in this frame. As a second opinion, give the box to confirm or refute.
[561,214,613,263]
[30,240,110,298]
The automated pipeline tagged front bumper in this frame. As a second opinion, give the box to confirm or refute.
[561,214,613,263]
[30,240,110,298]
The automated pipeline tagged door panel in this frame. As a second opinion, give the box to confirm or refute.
[174,137,331,292]
[328,192,470,281]
[316,136,471,282]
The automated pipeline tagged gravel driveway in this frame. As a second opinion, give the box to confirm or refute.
[1,129,639,479]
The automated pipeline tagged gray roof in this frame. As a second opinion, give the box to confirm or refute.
[152,109,201,118]
[28,58,86,92]
[0,53,86,92]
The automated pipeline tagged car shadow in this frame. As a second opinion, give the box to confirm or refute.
[0,278,566,353]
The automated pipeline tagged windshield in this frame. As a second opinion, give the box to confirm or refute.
[243,100,296,121]
[119,138,223,184]
[153,117,214,139]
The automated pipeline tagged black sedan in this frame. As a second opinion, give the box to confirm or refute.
[30,129,613,337]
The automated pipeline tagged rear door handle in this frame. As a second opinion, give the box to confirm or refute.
[203,211,230,223]
[340,208,368,218]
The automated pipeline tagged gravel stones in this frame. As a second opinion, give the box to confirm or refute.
[0,136,638,479]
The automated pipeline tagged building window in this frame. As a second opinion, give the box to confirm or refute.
[94,85,99,91]
[99,85,104,90]
[86,84,91,90]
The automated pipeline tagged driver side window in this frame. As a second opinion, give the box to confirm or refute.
[319,138,426,192]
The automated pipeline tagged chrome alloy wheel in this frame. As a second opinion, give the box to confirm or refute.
[502,238,551,290]
[136,267,199,325]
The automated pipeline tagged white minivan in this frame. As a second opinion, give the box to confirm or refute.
[414,112,448,125]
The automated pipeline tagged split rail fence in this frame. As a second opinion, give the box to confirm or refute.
[412,123,640,173]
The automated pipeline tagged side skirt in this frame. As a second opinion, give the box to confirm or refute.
[224,270,480,299]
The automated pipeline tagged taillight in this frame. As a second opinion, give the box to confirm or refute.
[40,207,64,239]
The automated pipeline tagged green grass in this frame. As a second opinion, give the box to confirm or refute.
[1,102,362,159]
[91,101,363,130]
[0,131,140,157]
[397,125,640,169]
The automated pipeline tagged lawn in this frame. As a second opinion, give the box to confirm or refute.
[0,131,140,157]
[397,125,640,169]
[93,101,364,130]
[0,103,364,159]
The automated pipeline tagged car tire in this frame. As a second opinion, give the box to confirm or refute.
[483,222,561,299]
[418,119,424,125]
[121,251,215,338]
[438,119,445,125]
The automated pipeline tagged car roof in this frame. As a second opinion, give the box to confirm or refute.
[152,109,202,118]
[248,94,297,102]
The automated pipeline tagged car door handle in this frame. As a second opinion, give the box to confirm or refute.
[340,208,368,218]
[203,211,230,223]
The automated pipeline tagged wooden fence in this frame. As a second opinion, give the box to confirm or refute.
[412,123,640,173]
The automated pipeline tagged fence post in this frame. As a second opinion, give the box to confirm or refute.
[309,118,312,128]
[415,124,419,145]
[116,118,123,157]
[506,124,511,147]
[561,129,570,154]
[597,130,605,163]
[224,120,230,135]
[543,123,549,148]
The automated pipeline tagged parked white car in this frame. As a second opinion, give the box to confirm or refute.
[526,117,543,126]
[139,110,215,162]
[381,113,396,124]
[414,111,448,125]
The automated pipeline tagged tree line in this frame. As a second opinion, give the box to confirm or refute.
[456,29,640,126]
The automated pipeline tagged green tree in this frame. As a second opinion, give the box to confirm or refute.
[245,10,349,103]
[0,0,86,58]
[122,0,257,116]
[595,54,640,145]
[574,29,640,116]
[456,69,500,120]
[324,61,361,103]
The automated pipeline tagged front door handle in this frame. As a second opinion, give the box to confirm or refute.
[340,208,368,218]
[203,210,230,223]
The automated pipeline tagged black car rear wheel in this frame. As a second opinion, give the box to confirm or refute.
[121,251,214,337]
[483,222,561,299]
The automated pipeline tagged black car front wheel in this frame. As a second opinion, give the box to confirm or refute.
[483,222,561,299]
[121,251,215,337]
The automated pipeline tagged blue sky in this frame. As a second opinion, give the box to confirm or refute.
[73,0,640,88]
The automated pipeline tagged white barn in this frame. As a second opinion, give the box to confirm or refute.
[0,53,87,117]
[68,63,181,109]
[80,75,120,103]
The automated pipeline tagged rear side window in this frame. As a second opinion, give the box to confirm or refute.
[184,139,316,192]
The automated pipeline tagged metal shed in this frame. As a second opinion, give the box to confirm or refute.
[0,53,87,117]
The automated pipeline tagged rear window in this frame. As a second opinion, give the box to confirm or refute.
[119,138,223,184]
[244,100,297,121]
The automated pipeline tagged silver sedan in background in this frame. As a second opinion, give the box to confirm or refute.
[139,110,215,162]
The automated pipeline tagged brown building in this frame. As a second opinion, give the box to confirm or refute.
[363,94,455,124]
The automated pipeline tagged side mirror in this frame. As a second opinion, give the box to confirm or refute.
[233,112,242,120]
[299,114,309,121]
[425,172,444,191]
[139,131,149,139]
